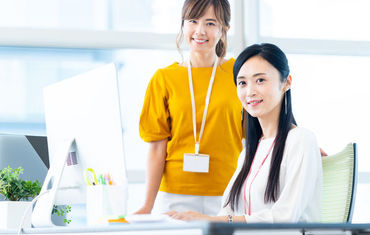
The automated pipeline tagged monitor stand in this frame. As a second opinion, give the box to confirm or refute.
[31,138,75,227]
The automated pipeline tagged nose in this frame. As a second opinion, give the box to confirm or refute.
[246,84,256,97]
[195,23,205,35]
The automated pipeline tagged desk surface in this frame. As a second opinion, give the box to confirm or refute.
[1,222,370,235]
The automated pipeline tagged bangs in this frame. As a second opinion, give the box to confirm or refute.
[183,0,212,20]
[182,0,212,20]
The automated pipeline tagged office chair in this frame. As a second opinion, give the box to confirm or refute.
[321,143,357,223]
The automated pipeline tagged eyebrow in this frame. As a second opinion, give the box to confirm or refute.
[252,73,266,77]
[206,19,217,22]
[237,73,266,80]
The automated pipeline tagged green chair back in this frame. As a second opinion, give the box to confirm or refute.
[321,143,357,223]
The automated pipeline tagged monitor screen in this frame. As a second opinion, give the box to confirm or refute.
[0,134,48,188]
[42,63,127,205]
[26,135,49,169]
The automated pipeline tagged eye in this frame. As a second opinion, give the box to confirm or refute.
[238,81,246,86]
[256,78,265,84]
[206,22,216,26]
[188,19,197,24]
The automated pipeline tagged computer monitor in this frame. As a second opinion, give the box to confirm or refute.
[32,63,127,227]
[0,134,48,192]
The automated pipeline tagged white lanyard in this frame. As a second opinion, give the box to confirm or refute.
[187,56,218,155]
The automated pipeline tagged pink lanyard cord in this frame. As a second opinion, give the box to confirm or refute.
[243,137,276,215]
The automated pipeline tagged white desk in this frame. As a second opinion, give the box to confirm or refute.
[1,222,370,235]
[0,222,205,235]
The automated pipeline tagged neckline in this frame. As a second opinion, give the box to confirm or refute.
[259,137,275,143]
[175,58,233,69]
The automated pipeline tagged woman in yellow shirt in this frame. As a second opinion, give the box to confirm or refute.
[136,0,243,215]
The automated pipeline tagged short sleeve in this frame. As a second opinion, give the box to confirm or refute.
[139,69,171,142]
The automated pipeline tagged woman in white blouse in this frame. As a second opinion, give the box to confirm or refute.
[166,43,322,223]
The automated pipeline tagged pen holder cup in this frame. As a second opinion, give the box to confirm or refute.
[86,185,127,225]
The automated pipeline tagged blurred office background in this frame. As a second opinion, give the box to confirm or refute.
[0,0,369,222]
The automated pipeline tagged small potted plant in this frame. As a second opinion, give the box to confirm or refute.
[0,166,41,229]
[52,205,72,225]
[0,166,72,228]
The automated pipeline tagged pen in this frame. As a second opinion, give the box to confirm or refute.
[107,173,113,185]
[104,174,109,185]
[99,174,106,185]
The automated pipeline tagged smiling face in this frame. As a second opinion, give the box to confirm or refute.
[182,5,222,55]
[236,56,291,120]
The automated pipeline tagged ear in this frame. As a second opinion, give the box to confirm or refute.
[284,75,292,92]
[226,25,230,32]
[219,25,230,39]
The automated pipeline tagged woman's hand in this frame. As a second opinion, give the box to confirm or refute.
[320,148,328,157]
[134,205,152,214]
[165,210,212,221]
[166,211,246,222]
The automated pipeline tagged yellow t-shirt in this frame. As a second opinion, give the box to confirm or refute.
[139,58,243,196]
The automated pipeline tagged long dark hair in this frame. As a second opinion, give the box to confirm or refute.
[176,0,231,57]
[225,43,297,211]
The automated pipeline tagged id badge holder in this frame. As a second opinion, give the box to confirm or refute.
[183,153,209,173]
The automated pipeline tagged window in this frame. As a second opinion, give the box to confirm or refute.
[0,0,111,30]
[0,47,111,124]
[289,54,370,172]
[260,0,370,41]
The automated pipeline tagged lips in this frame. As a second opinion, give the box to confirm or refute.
[247,99,263,106]
[193,38,208,44]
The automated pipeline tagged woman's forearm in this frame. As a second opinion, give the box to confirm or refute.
[136,139,168,213]
[211,215,246,222]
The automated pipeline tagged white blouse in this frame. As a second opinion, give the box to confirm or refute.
[218,127,322,223]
